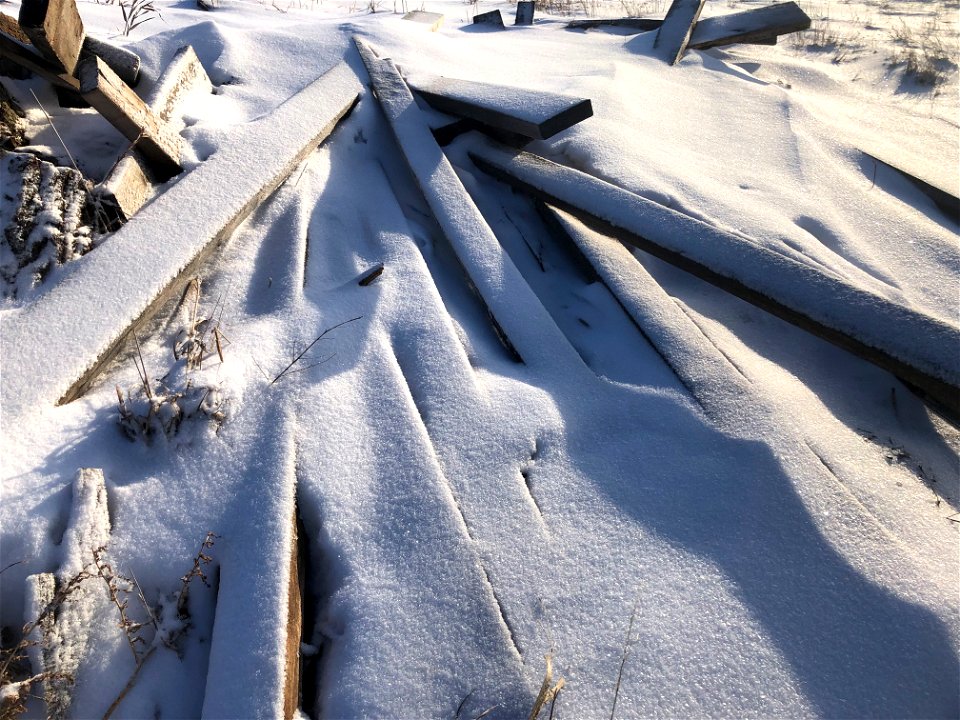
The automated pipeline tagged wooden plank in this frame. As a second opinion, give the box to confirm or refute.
[282,509,303,720]
[355,37,584,372]
[687,2,810,51]
[409,75,592,140]
[654,0,706,64]
[0,62,360,419]
[566,17,663,32]
[467,143,960,416]
[77,55,183,181]
[401,10,444,31]
[515,1,534,25]
[17,0,84,74]
[473,9,504,27]
[0,33,80,90]
[862,151,959,220]
[95,45,212,227]
[0,12,31,43]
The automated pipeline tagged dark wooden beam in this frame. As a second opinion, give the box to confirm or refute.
[687,2,810,51]
[566,17,663,32]
[468,143,960,415]
[654,0,706,64]
[17,0,84,74]
[473,9,504,27]
[0,32,80,89]
[515,1,534,25]
[410,76,592,140]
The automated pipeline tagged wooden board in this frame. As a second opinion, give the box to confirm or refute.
[0,32,80,90]
[468,143,960,416]
[401,10,444,31]
[17,0,84,74]
[654,0,706,64]
[78,55,183,180]
[687,2,810,51]
[95,45,212,227]
[862,150,959,220]
[473,9,504,26]
[566,17,663,32]
[0,62,360,419]
[410,75,592,140]
[515,1,534,25]
[283,509,303,720]
[82,36,141,87]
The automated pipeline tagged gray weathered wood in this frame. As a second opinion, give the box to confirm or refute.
[468,143,960,415]
[401,10,444,31]
[95,45,212,227]
[515,1,534,25]
[17,0,84,74]
[654,0,706,64]
[24,574,59,717]
[78,54,183,180]
[0,62,360,417]
[282,510,303,720]
[473,9,504,26]
[566,17,663,32]
[410,75,592,140]
[688,2,810,51]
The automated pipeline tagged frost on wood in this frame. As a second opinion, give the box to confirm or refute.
[60,469,111,580]
[0,151,93,299]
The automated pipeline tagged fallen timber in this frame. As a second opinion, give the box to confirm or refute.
[354,37,584,373]
[862,151,960,221]
[468,143,960,416]
[95,45,213,228]
[687,1,810,51]
[654,0,706,65]
[409,75,593,141]
[0,61,361,421]
[17,0,84,75]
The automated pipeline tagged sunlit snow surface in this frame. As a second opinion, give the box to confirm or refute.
[1,0,957,717]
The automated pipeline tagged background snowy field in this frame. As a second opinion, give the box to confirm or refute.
[1,0,958,717]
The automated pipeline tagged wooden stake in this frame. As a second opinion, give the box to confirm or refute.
[654,0,706,64]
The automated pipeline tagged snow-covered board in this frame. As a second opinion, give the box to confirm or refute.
[468,142,960,415]
[408,75,593,141]
[0,61,361,423]
[653,0,705,64]
[687,2,811,51]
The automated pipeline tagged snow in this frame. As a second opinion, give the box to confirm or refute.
[1,0,958,718]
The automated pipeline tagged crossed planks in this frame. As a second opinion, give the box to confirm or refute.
[570,1,811,62]
[468,143,960,416]
[0,62,361,422]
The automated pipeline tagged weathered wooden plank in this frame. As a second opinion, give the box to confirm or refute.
[473,9,504,27]
[17,0,84,74]
[515,1,534,25]
[95,45,212,227]
[0,12,31,44]
[410,75,592,140]
[355,37,583,372]
[282,509,303,720]
[0,32,79,90]
[78,55,183,180]
[687,2,810,51]
[401,10,444,31]
[862,151,959,220]
[654,0,706,64]
[566,17,663,32]
[468,143,960,415]
[0,62,360,419]
[24,573,60,717]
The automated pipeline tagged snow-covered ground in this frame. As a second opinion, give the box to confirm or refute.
[1,0,958,717]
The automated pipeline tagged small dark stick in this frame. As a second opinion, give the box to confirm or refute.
[358,264,384,286]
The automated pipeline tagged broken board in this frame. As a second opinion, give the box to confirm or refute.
[409,75,593,140]
[473,9,504,27]
[0,61,361,422]
[468,143,960,415]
